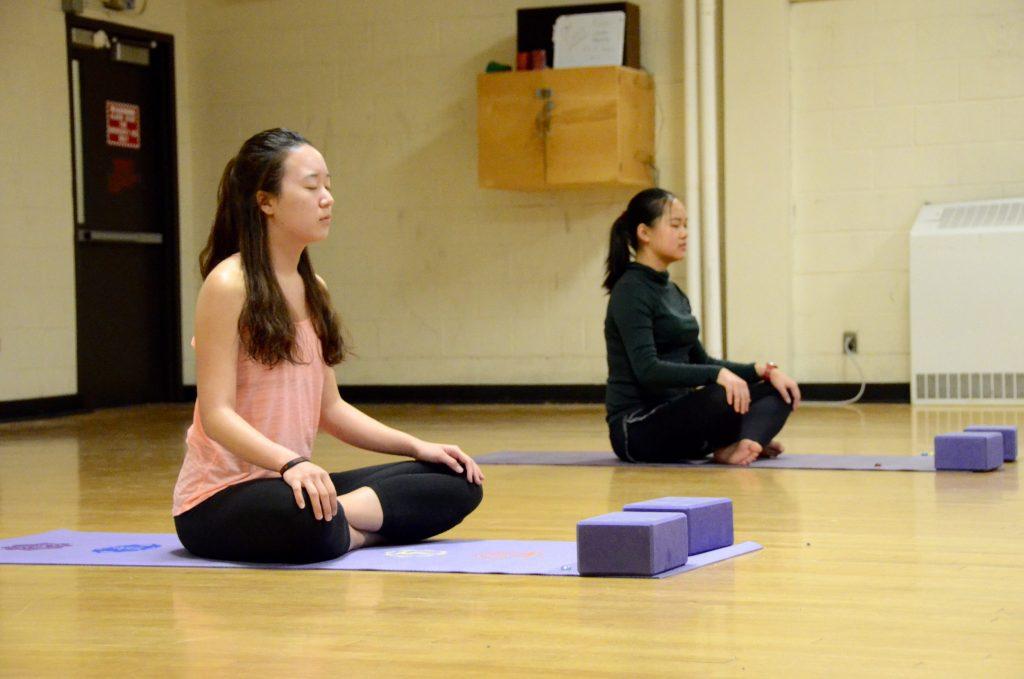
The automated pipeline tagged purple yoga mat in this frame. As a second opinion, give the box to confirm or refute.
[0,530,761,579]
[476,451,944,471]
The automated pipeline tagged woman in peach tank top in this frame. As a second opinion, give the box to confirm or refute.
[173,129,483,564]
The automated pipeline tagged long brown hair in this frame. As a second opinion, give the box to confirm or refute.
[198,128,346,367]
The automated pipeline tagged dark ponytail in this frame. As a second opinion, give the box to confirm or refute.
[603,187,677,291]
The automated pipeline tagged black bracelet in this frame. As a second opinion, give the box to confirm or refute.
[279,456,309,476]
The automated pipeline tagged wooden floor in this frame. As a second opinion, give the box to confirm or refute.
[1,402,1022,677]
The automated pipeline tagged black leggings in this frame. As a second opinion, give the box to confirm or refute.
[174,461,483,564]
[609,382,792,463]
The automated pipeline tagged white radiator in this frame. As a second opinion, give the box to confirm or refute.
[910,197,1024,404]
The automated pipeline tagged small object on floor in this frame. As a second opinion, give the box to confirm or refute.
[484,61,512,72]
[934,432,1003,471]
[964,425,1017,462]
[576,511,689,576]
[622,497,734,555]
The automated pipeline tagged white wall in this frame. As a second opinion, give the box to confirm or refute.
[723,0,1024,385]
[184,0,688,386]
[6,0,1023,402]
[0,1,79,400]
[787,0,1024,382]
[0,0,197,400]
[723,0,793,374]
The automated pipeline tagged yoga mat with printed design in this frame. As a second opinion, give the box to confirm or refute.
[0,529,762,579]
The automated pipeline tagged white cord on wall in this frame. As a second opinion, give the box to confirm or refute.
[802,342,867,407]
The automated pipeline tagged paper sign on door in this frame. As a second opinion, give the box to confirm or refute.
[106,100,141,149]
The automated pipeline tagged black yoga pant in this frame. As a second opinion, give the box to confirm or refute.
[174,461,483,564]
[609,381,792,463]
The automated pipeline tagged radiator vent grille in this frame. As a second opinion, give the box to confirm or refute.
[938,201,1024,229]
[915,373,1024,400]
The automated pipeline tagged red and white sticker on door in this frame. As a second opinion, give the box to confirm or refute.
[106,101,141,149]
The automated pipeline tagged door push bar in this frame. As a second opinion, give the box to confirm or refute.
[77,229,163,245]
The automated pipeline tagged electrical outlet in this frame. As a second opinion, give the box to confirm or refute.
[842,331,858,354]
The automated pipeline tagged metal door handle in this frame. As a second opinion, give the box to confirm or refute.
[77,229,163,245]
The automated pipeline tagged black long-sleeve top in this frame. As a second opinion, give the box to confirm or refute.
[604,263,759,421]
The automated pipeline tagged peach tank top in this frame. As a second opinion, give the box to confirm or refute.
[173,319,325,515]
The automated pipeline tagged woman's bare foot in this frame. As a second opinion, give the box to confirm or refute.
[712,439,763,466]
[761,440,785,458]
[347,527,385,552]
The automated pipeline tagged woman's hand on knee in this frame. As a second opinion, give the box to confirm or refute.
[769,370,801,409]
[282,460,338,521]
[412,441,485,485]
[716,368,750,414]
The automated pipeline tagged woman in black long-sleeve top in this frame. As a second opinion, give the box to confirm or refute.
[604,188,801,465]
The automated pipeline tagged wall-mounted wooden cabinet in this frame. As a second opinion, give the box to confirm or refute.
[477,66,654,191]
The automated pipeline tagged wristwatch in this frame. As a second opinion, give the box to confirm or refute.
[762,362,779,380]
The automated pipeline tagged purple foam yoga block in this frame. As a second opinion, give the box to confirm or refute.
[934,432,1003,471]
[964,426,1017,462]
[576,511,688,576]
[622,497,734,555]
